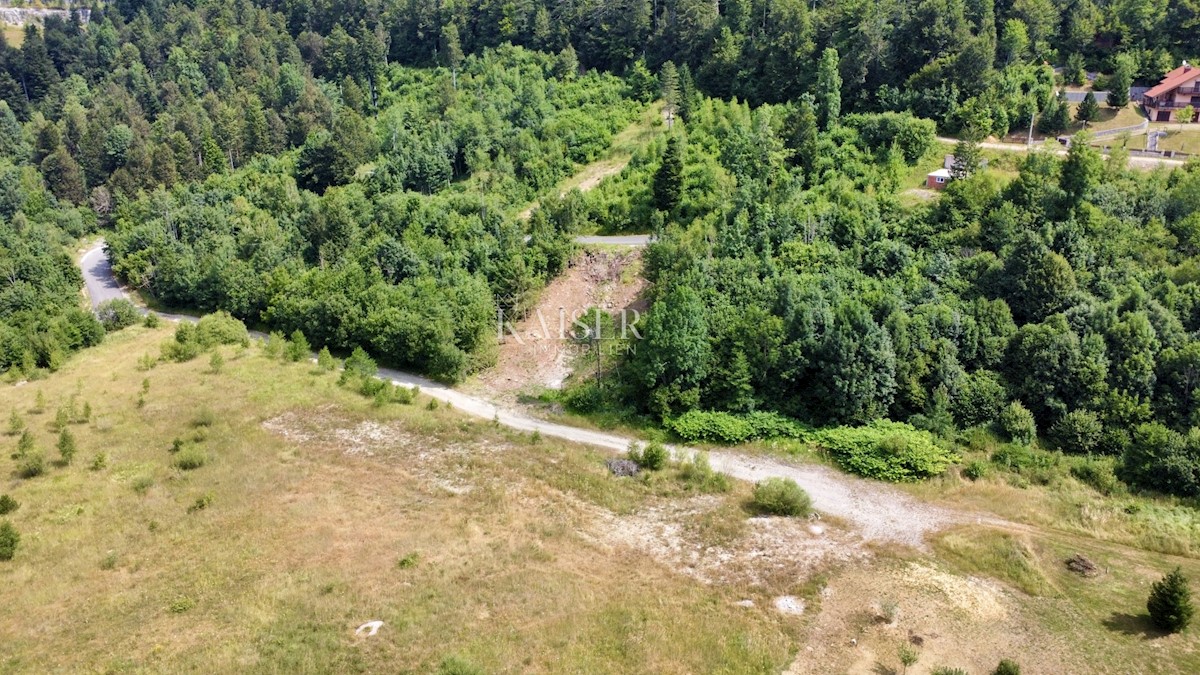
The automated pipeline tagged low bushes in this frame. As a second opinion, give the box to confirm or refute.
[162,312,249,362]
[628,441,668,470]
[815,421,957,482]
[0,521,19,561]
[97,299,141,331]
[752,477,812,516]
[174,446,208,471]
[669,410,810,444]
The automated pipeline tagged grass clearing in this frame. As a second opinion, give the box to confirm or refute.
[1156,128,1200,154]
[0,326,799,673]
[2,25,23,48]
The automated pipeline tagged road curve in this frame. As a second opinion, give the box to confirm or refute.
[80,244,128,309]
[77,243,973,548]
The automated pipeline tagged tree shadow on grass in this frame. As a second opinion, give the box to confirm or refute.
[871,664,897,675]
[1102,612,1169,639]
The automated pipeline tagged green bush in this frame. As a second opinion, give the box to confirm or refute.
[188,493,214,513]
[962,460,989,481]
[1050,409,1103,453]
[999,401,1037,445]
[0,494,18,514]
[192,408,216,427]
[96,298,141,331]
[752,477,812,516]
[57,428,76,464]
[174,446,208,471]
[992,659,1021,675]
[677,452,731,492]
[635,441,668,470]
[669,410,810,444]
[285,330,311,362]
[169,596,196,613]
[18,451,45,478]
[0,521,20,561]
[132,475,154,494]
[1070,457,1124,496]
[816,421,958,482]
[1148,567,1194,632]
[931,669,968,675]
[195,311,249,347]
[316,347,337,371]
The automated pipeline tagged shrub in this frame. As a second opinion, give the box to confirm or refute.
[993,660,1021,675]
[962,460,989,481]
[752,477,812,516]
[0,521,19,561]
[0,495,18,514]
[285,330,311,361]
[18,451,45,478]
[1070,457,1124,496]
[397,552,420,569]
[132,475,154,494]
[195,311,249,347]
[342,347,378,383]
[669,410,810,444]
[639,441,668,470]
[143,312,161,328]
[677,452,731,492]
[1050,409,1103,453]
[263,331,286,358]
[208,351,224,373]
[174,446,208,471]
[188,493,214,513]
[15,429,34,457]
[316,347,337,371]
[57,428,77,464]
[192,408,216,427]
[1148,567,1194,632]
[96,298,141,331]
[169,596,196,613]
[7,410,24,435]
[999,401,1037,445]
[816,421,958,482]
[90,452,108,471]
[898,644,919,673]
[932,669,968,675]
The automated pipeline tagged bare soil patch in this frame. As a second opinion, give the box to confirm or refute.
[590,495,867,591]
[473,249,645,401]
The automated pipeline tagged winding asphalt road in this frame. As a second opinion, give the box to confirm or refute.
[77,242,974,548]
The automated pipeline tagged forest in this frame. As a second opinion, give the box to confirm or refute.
[0,0,1199,493]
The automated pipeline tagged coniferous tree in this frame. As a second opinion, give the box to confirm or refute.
[1148,568,1194,632]
[1107,54,1135,108]
[57,428,76,465]
[1076,92,1100,124]
[652,135,684,213]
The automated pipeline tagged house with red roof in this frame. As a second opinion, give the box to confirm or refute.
[1143,62,1200,122]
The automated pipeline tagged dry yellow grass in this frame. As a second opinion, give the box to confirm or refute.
[0,326,800,673]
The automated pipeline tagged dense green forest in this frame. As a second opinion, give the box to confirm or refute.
[2,0,1200,494]
[563,90,1200,497]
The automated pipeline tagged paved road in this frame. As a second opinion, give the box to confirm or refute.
[1064,91,1109,103]
[76,242,981,547]
[80,245,128,309]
